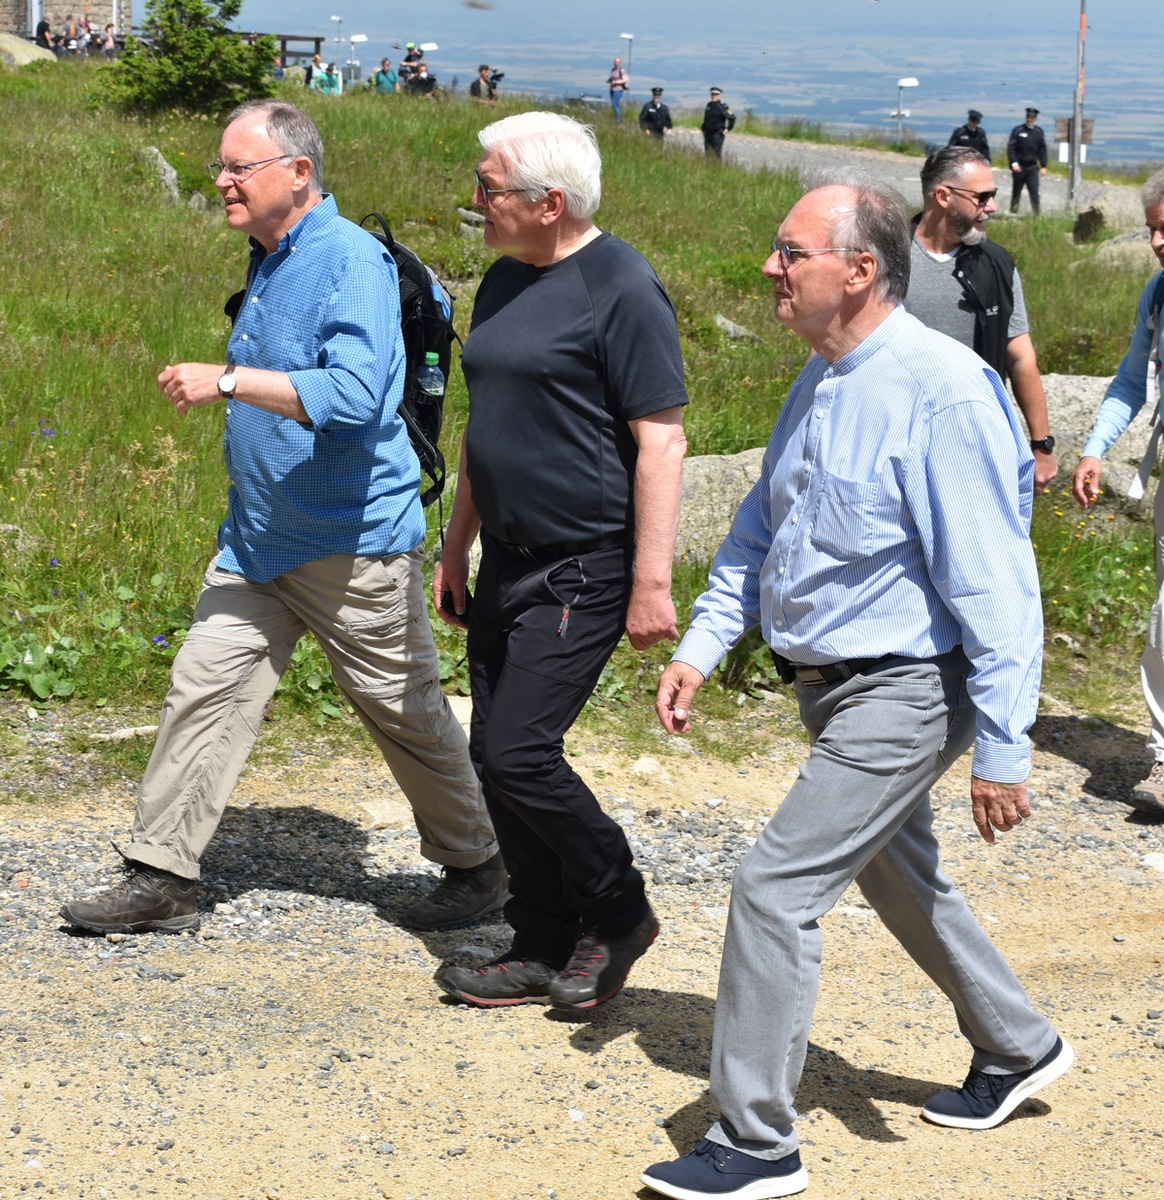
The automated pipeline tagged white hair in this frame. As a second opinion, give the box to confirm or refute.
[478,112,602,219]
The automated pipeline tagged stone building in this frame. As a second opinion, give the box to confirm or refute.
[3,0,130,41]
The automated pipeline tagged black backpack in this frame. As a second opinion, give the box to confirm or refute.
[224,213,458,509]
[359,212,458,508]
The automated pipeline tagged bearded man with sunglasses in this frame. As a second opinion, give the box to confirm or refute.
[904,145,1058,494]
[60,99,505,937]
[644,175,1070,1200]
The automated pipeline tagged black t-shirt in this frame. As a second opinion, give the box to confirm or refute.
[463,231,688,548]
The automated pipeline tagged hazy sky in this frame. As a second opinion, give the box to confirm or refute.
[233,1,1162,159]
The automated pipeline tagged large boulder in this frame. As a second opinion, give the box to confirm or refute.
[1092,230,1159,276]
[0,34,55,66]
[675,447,765,562]
[1043,373,1157,511]
[1073,191,1144,242]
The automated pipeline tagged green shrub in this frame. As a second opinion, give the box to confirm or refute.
[100,0,277,115]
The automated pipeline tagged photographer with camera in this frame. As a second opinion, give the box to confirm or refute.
[470,63,502,103]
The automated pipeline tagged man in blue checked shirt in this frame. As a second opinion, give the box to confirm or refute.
[642,176,1072,1200]
[60,99,505,939]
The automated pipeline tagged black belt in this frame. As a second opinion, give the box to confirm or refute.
[770,651,893,685]
[491,534,629,560]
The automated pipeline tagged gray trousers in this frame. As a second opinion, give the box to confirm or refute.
[707,652,1058,1159]
[120,550,497,880]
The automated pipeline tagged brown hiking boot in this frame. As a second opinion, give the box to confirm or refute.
[401,851,509,931]
[1131,762,1164,816]
[60,861,200,934]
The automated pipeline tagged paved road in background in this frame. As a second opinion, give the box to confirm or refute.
[669,128,1143,219]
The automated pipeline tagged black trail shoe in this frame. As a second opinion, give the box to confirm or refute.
[402,851,509,931]
[60,861,200,934]
[921,1036,1074,1130]
[548,908,660,1012]
[438,953,557,1007]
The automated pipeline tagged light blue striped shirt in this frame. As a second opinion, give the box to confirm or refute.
[1081,270,1162,459]
[218,194,423,583]
[676,305,1041,783]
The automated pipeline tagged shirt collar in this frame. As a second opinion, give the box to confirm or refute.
[249,193,337,262]
[825,304,908,376]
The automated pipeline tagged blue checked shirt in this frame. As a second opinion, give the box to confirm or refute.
[676,305,1042,783]
[218,194,422,583]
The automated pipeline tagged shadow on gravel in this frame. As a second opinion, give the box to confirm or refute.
[202,805,454,917]
[1029,714,1164,820]
[630,1039,1060,1176]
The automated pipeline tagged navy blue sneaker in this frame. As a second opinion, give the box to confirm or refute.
[921,1036,1074,1130]
[641,1139,808,1199]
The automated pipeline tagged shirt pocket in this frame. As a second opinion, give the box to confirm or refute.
[811,474,880,561]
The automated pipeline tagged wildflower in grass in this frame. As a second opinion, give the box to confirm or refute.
[49,558,58,566]
[152,634,170,648]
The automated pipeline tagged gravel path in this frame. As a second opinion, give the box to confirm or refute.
[667,128,1141,218]
[1,688,1162,1199]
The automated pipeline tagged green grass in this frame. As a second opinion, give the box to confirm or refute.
[0,61,1157,749]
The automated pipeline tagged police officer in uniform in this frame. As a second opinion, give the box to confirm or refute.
[948,109,989,160]
[701,87,735,159]
[1007,106,1048,214]
[639,87,673,139]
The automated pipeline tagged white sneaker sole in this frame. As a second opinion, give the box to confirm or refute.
[639,1164,808,1200]
[921,1038,1074,1130]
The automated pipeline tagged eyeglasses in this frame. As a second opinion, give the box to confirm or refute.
[769,240,863,270]
[473,168,540,205]
[207,154,295,182]
[945,185,998,207]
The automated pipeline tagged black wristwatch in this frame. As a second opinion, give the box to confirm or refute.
[217,364,238,399]
[1030,435,1055,453]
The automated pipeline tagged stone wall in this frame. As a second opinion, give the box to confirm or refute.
[3,1,127,40]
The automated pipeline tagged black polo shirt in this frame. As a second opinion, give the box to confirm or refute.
[463,231,688,549]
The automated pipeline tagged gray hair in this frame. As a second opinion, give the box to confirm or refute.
[228,99,324,194]
[1143,167,1164,212]
[801,170,912,304]
[920,145,991,198]
[478,111,602,219]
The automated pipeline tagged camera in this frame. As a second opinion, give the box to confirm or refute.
[488,71,504,87]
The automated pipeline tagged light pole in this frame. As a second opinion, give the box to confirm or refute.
[330,14,342,58]
[619,32,633,72]
[1068,0,1087,206]
[894,77,919,146]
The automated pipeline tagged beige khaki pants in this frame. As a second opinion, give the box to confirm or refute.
[120,550,496,880]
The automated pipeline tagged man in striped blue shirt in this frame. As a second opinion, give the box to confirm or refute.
[60,100,504,939]
[642,177,1071,1200]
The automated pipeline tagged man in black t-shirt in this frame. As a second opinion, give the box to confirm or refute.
[35,16,53,49]
[435,111,688,1015]
[469,64,498,103]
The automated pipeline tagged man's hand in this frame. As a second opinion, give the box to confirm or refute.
[655,660,705,734]
[970,775,1031,844]
[158,363,225,415]
[1072,455,1103,508]
[1032,450,1059,495]
[432,553,471,630]
[626,583,678,650]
